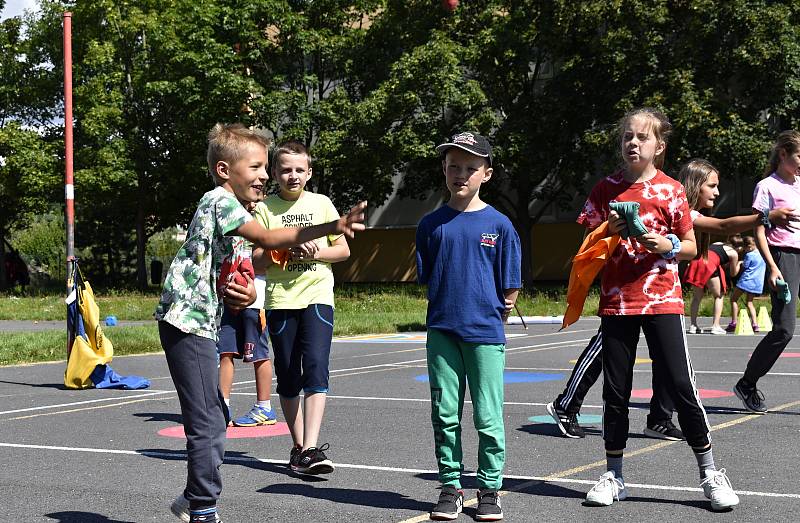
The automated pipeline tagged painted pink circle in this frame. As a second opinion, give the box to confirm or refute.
[630,388,733,399]
[779,352,800,358]
[158,422,291,439]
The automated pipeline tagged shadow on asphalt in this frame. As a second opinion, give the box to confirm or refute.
[258,482,429,511]
[44,512,136,523]
[132,411,182,424]
[0,378,67,389]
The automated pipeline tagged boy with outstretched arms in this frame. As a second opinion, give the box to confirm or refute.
[156,124,365,522]
[416,132,521,522]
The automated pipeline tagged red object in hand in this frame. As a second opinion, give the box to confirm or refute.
[218,254,255,296]
[442,0,459,12]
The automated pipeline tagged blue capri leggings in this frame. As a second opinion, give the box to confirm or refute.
[265,304,334,397]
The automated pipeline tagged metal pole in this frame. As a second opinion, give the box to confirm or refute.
[64,11,75,358]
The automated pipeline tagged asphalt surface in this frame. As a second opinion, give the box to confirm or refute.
[0,317,798,522]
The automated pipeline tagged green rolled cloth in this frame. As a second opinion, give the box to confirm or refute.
[776,278,792,304]
[608,201,648,238]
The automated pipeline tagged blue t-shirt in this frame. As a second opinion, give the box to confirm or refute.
[736,250,766,295]
[416,204,522,344]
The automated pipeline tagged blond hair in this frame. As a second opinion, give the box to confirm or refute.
[207,123,270,182]
[619,107,673,169]
[764,130,800,177]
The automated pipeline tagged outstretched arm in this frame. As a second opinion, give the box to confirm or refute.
[693,207,796,235]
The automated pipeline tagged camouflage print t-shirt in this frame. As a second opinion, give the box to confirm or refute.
[155,186,252,340]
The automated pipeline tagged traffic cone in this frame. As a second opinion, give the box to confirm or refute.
[734,309,754,335]
[757,306,772,332]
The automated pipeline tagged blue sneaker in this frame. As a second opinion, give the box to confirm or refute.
[233,404,277,427]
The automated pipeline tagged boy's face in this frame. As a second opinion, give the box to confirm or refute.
[273,152,312,200]
[442,147,492,200]
[215,142,268,203]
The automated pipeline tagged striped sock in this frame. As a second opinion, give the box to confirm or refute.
[694,447,716,480]
[189,506,217,522]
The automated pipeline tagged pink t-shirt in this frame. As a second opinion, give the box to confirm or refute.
[578,170,693,316]
[752,173,800,249]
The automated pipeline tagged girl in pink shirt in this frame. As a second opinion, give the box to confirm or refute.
[735,130,800,413]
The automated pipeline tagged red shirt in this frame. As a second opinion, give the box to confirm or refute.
[578,170,693,315]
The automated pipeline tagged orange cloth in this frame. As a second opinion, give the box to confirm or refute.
[270,249,290,270]
[562,221,620,330]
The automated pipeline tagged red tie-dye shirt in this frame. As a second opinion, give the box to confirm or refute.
[577,170,693,315]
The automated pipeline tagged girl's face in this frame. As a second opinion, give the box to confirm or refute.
[778,147,800,180]
[697,170,720,210]
[273,152,311,200]
[621,115,665,171]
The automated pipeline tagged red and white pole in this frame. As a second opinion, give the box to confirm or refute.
[64,12,75,357]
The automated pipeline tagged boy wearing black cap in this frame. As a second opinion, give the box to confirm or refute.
[416,132,522,521]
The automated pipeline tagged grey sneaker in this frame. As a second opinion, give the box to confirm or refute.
[547,401,585,438]
[643,419,685,441]
[169,494,221,523]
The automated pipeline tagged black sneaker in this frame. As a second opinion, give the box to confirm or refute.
[292,443,334,475]
[734,380,767,414]
[643,419,685,441]
[430,485,464,521]
[475,489,503,521]
[289,445,302,469]
[546,401,585,438]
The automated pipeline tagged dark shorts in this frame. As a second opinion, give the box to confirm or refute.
[265,304,334,397]
[217,307,269,363]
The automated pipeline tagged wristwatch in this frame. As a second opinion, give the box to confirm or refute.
[661,233,681,260]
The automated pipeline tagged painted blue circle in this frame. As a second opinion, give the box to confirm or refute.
[528,414,602,425]
[415,372,563,384]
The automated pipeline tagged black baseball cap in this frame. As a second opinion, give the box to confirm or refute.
[435,131,492,166]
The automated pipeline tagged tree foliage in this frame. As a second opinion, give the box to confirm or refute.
[1,0,799,287]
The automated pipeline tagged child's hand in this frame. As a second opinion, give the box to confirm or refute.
[290,241,319,261]
[607,210,628,236]
[501,298,515,323]
[223,273,256,311]
[768,267,785,291]
[769,207,798,228]
[335,201,368,238]
[638,232,671,254]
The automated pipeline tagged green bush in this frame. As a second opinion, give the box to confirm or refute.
[10,213,67,284]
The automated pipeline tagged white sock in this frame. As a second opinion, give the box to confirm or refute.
[257,399,272,411]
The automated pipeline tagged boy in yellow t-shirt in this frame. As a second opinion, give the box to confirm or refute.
[252,140,350,475]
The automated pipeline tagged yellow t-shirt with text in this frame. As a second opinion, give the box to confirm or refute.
[254,192,341,309]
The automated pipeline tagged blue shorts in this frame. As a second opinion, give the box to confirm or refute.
[217,307,269,363]
[265,304,334,397]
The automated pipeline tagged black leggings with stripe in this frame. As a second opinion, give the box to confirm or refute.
[555,327,673,426]
[601,314,711,451]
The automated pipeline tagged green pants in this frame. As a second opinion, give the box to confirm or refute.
[426,328,506,490]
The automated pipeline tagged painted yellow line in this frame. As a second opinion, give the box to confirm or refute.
[7,398,157,420]
[568,357,652,365]
[397,399,800,522]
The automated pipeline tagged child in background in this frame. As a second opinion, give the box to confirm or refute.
[216,202,278,427]
[735,130,800,414]
[684,239,739,335]
[253,140,350,476]
[579,110,738,511]
[727,236,766,332]
[417,132,521,522]
[157,124,365,523]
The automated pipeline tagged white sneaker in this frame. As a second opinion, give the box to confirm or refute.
[585,471,627,506]
[709,325,727,335]
[701,469,740,511]
[170,494,221,522]
[687,324,699,334]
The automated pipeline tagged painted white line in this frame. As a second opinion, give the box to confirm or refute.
[0,390,173,416]
[0,442,796,500]
[504,366,800,377]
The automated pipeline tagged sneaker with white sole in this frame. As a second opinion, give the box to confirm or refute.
[292,443,334,475]
[701,469,739,511]
[734,379,768,414]
[233,404,277,427]
[585,471,627,506]
[475,489,503,521]
[430,485,464,521]
[643,419,684,441]
[687,324,700,334]
[547,401,585,438]
[709,325,727,335]
[169,494,221,523]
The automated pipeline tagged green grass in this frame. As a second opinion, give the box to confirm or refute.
[0,283,781,366]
